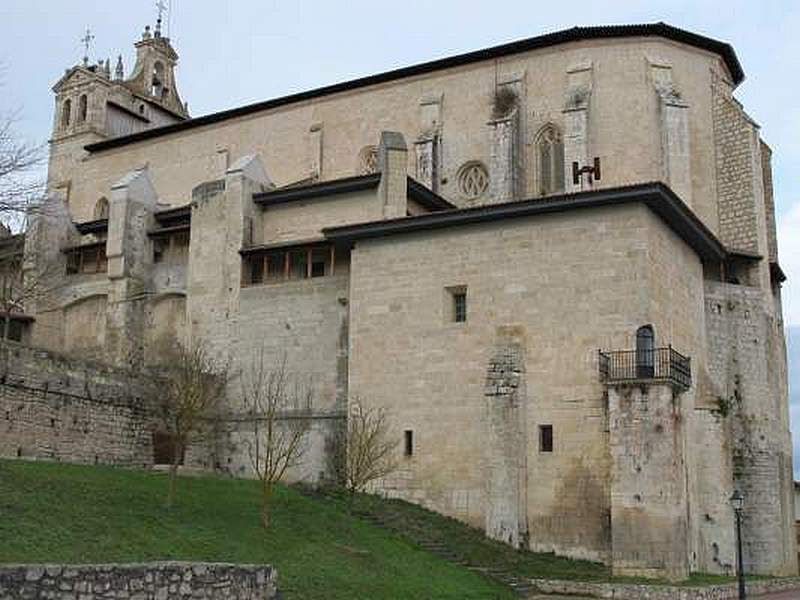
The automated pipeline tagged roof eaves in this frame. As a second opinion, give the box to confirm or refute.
[323,182,727,263]
[253,173,381,206]
[239,237,328,255]
[407,178,457,211]
[85,23,743,153]
[75,219,109,235]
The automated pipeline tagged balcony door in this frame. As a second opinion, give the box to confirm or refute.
[636,325,655,378]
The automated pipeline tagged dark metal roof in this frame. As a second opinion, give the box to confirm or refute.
[63,240,106,252]
[85,23,743,154]
[148,224,190,237]
[0,311,34,323]
[771,262,787,284]
[407,178,456,211]
[239,237,329,256]
[154,205,192,227]
[323,182,727,262]
[253,173,456,211]
[254,174,382,206]
[75,219,108,235]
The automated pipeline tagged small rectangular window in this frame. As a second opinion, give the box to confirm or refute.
[404,430,414,457]
[539,425,553,453]
[445,285,468,323]
[453,291,467,323]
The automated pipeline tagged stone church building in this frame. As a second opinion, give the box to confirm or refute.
[14,20,796,580]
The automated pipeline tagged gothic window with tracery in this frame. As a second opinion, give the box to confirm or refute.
[457,161,489,200]
[536,124,565,196]
[358,145,378,174]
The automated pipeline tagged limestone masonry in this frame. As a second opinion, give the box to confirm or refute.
[1,21,794,580]
[0,562,277,599]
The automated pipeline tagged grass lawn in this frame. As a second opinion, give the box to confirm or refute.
[0,459,514,599]
[0,459,756,598]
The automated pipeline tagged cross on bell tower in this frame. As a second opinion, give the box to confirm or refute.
[80,27,95,66]
[155,0,167,37]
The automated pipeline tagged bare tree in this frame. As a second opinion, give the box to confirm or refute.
[330,401,398,503]
[0,64,45,226]
[158,342,229,508]
[0,62,49,338]
[243,349,312,528]
[0,114,44,221]
[0,230,64,340]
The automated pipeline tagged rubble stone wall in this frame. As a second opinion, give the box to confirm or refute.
[0,562,277,600]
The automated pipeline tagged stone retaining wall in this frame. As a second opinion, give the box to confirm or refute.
[0,562,277,599]
[0,341,155,466]
[532,576,800,599]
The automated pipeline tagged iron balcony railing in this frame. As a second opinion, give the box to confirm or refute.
[598,346,691,391]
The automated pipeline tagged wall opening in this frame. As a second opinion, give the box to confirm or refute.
[636,325,655,378]
[535,124,565,196]
[539,424,553,453]
[404,430,414,457]
[446,285,468,323]
[78,94,88,123]
[61,99,72,129]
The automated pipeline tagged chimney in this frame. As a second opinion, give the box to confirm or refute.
[377,131,408,219]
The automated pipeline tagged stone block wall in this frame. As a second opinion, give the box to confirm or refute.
[712,73,760,254]
[0,341,154,466]
[347,203,707,565]
[608,384,690,580]
[0,562,277,600]
[703,280,796,576]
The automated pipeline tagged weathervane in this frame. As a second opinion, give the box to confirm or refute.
[80,27,95,66]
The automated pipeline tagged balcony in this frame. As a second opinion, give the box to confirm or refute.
[598,346,691,391]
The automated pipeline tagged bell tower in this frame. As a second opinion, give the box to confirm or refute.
[125,18,188,119]
[47,16,189,214]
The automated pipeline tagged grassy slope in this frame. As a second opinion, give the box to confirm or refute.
[317,488,610,582]
[0,460,514,600]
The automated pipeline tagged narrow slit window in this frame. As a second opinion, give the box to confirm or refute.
[404,430,414,457]
[539,424,553,453]
[453,290,467,323]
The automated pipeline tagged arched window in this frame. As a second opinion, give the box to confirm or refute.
[78,95,88,123]
[535,124,565,196]
[61,99,72,129]
[151,62,165,97]
[635,325,655,378]
[93,197,109,220]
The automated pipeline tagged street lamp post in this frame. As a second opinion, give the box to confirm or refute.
[731,490,746,600]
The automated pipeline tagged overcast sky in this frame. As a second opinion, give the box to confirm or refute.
[3,1,800,469]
